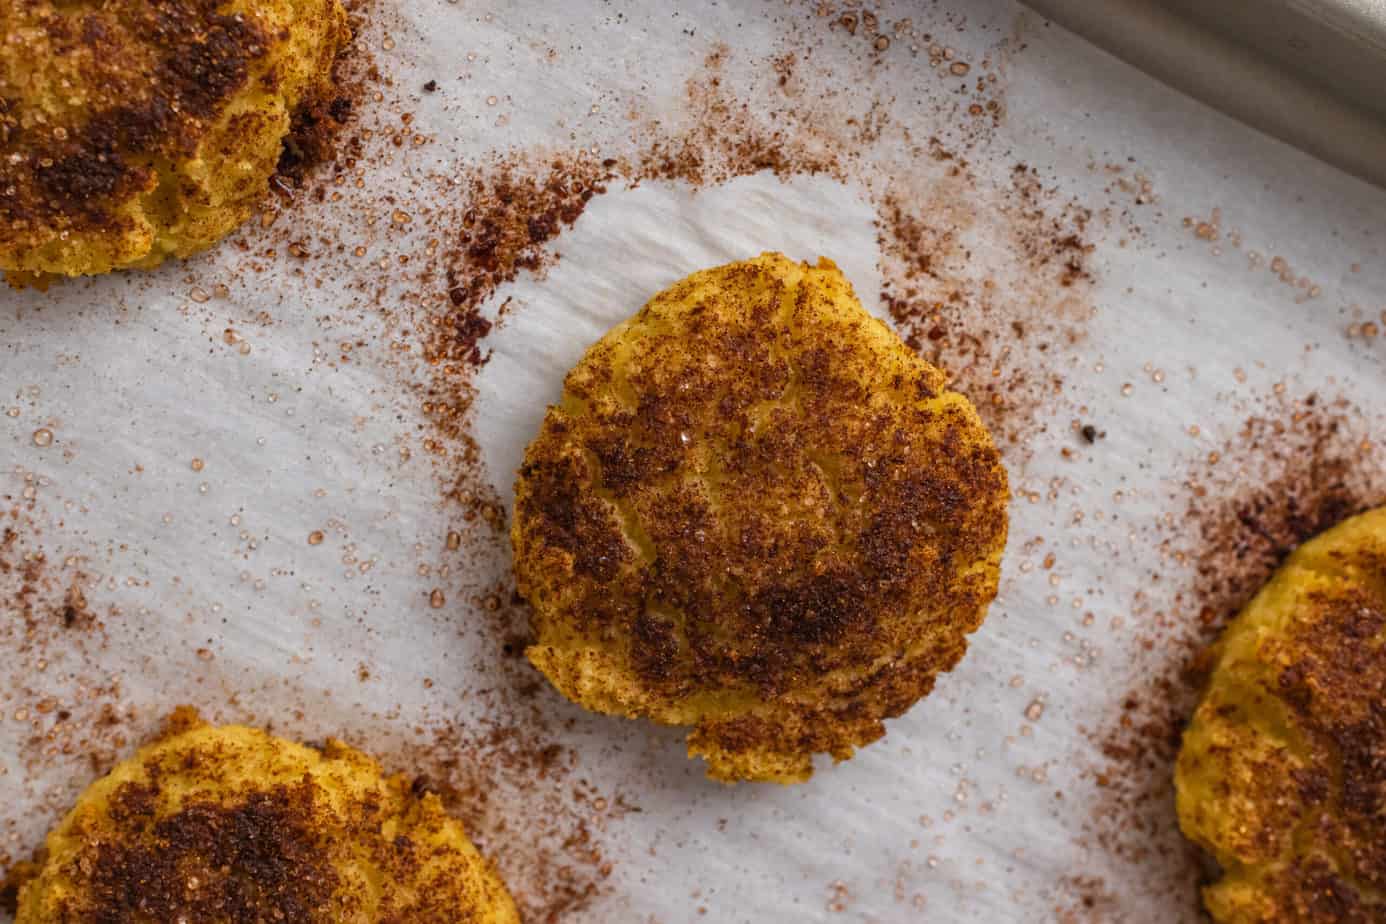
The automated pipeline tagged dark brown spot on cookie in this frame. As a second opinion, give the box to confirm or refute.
[65,781,338,922]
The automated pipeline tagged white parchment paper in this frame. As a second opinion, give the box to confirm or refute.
[4,1,1386,922]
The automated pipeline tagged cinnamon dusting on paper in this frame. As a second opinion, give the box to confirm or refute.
[0,492,131,878]
[878,159,1096,447]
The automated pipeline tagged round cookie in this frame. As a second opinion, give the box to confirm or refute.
[13,709,519,923]
[511,253,1010,783]
[0,0,350,279]
[1176,505,1386,923]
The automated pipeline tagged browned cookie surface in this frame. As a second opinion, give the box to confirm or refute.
[0,0,349,277]
[512,253,1009,782]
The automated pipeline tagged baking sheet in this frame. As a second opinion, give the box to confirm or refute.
[1024,0,1386,191]
[4,1,1386,921]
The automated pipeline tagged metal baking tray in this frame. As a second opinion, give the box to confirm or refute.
[1023,0,1386,190]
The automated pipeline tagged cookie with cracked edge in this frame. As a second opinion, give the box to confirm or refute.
[0,0,350,280]
[1176,505,1386,923]
[11,708,519,923]
[511,252,1010,783]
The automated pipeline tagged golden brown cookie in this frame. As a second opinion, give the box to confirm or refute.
[512,253,1010,783]
[0,0,349,279]
[1176,505,1386,923]
[13,708,519,923]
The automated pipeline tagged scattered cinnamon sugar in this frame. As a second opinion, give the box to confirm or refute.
[438,160,612,343]
[1183,397,1378,630]
[632,53,844,187]
[0,491,133,880]
[415,151,618,474]
[878,155,1098,449]
[1053,874,1126,924]
[1,501,105,676]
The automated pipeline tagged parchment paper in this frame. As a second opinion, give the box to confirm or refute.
[4,1,1386,921]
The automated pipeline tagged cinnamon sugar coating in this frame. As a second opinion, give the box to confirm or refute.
[512,253,1009,783]
[1177,506,1386,923]
[0,0,349,278]
[12,708,519,923]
